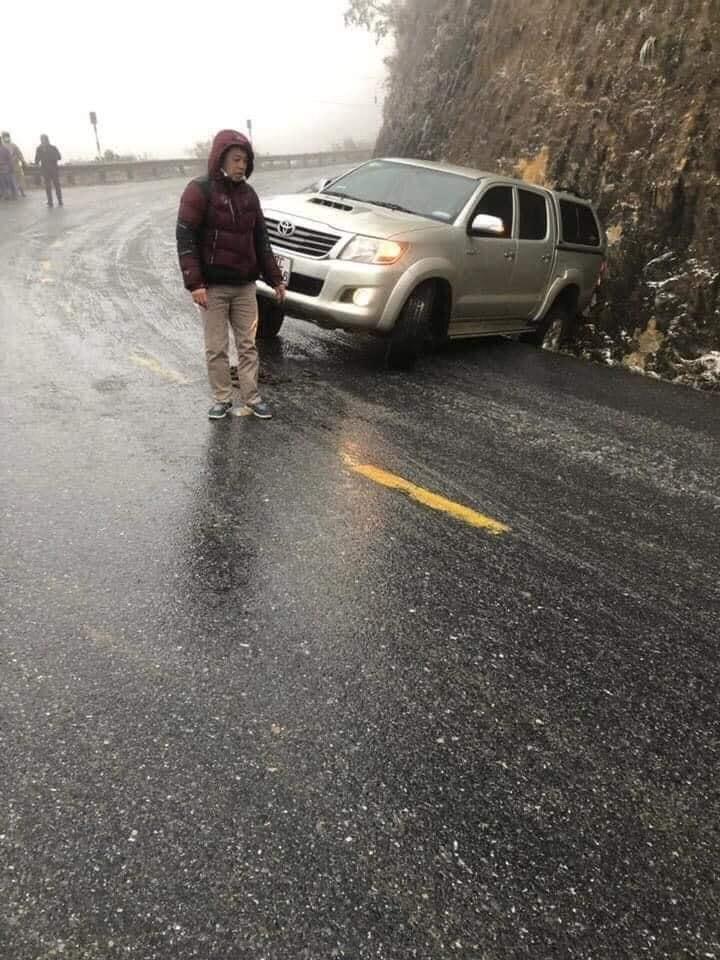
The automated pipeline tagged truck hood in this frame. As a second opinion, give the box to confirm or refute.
[261,192,447,239]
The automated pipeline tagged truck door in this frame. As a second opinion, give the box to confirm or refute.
[457,184,518,321]
[512,187,555,319]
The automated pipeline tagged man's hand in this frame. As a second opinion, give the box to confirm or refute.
[274,284,287,304]
[192,287,208,309]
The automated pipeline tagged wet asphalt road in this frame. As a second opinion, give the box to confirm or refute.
[1,170,719,960]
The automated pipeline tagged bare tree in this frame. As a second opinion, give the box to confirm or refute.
[192,139,212,159]
[344,0,399,40]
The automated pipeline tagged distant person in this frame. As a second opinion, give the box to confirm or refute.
[2,132,26,197]
[176,129,285,421]
[35,134,63,207]
[0,139,17,200]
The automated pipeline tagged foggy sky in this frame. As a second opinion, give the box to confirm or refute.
[3,0,390,161]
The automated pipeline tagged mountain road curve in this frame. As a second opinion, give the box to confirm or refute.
[1,169,718,959]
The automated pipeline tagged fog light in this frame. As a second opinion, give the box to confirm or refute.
[352,288,374,307]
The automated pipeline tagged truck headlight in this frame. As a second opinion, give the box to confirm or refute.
[339,236,408,265]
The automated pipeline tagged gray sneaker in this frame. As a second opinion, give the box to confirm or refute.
[244,398,273,419]
[208,401,233,420]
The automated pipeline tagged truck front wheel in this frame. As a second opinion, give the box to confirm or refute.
[256,297,285,339]
[387,282,435,370]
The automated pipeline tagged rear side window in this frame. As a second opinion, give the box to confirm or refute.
[474,186,514,238]
[560,200,601,247]
[518,189,548,240]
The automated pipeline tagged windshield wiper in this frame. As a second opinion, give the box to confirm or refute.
[369,200,418,215]
[322,192,418,215]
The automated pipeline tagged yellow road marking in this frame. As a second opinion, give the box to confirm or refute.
[129,354,189,385]
[343,454,510,535]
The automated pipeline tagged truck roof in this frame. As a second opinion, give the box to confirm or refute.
[380,158,594,204]
[382,157,494,180]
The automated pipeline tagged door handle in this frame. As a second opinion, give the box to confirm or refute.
[503,251,516,260]
[541,253,552,263]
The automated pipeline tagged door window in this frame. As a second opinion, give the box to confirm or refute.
[518,189,549,241]
[473,186,514,238]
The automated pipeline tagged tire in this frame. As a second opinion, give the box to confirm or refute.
[256,296,285,339]
[387,282,435,370]
[521,301,571,350]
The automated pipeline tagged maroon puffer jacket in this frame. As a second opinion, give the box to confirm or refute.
[176,129,282,291]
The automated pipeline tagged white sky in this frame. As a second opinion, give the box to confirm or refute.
[3,0,390,161]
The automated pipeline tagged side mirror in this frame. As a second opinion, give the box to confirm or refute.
[470,214,506,236]
[300,176,332,194]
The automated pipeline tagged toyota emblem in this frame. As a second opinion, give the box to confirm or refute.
[278,220,295,237]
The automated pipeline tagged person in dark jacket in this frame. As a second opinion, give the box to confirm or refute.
[176,129,285,420]
[35,135,63,207]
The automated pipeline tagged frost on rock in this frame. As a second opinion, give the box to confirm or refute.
[673,351,720,390]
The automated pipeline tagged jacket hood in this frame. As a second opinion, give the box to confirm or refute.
[208,129,255,180]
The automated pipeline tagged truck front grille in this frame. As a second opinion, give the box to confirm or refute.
[266,218,340,258]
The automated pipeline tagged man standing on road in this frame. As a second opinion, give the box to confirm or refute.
[2,133,26,197]
[176,129,286,421]
[0,139,17,200]
[35,134,63,207]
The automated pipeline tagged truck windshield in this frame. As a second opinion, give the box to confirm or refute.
[323,160,478,224]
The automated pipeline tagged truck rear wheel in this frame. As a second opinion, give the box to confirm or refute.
[256,297,285,339]
[522,301,571,350]
[387,282,435,370]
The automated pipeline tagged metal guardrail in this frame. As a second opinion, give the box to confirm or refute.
[22,150,371,189]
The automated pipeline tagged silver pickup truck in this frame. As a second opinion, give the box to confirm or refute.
[257,158,606,367]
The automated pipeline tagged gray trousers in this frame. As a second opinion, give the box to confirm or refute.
[203,284,260,404]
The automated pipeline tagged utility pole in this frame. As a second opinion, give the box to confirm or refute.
[247,118,253,142]
[89,111,102,159]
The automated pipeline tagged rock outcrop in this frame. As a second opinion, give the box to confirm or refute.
[376,0,720,388]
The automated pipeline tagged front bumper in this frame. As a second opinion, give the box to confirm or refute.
[257,250,404,334]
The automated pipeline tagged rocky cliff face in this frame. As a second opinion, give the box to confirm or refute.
[376,0,720,388]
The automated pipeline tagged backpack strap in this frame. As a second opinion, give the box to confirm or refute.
[193,175,212,202]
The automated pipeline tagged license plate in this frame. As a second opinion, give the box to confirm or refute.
[276,254,292,285]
